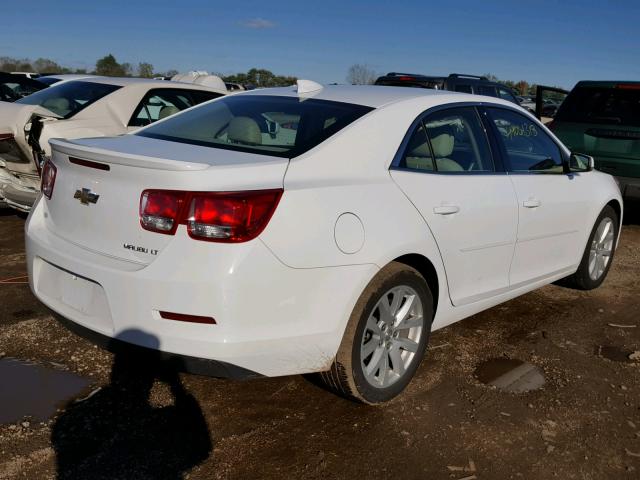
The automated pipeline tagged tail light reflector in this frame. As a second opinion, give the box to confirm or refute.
[159,311,216,324]
[140,190,186,234]
[139,189,283,242]
[41,160,57,199]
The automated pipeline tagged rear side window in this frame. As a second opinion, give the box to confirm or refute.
[498,87,517,103]
[15,81,121,119]
[454,84,472,93]
[555,86,640,127]
[129,89,221,127]
[137,95,373,158]
[401,123,434,171]
[488,107,563,173]
[477,86,497,97]
[399,107,494,173]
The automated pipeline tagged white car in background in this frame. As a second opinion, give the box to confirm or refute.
[26,82,622,404]
[0,77,226,211]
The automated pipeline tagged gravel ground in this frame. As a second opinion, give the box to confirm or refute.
[0,206,639,480]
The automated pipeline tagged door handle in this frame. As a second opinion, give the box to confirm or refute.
[433,205,460,215]
[523,198,541,208]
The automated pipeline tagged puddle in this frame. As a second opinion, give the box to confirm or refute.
[596,345,634,363]
[0,358,92,424]
[475,358,545,393]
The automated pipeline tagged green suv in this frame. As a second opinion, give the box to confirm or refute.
[549,81,640,200]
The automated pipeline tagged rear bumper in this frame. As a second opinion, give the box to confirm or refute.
[615,175,640,200]
[53,312,262,379]
[26,198,377,377]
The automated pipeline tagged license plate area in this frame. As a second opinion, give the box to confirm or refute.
[34,258,113,334]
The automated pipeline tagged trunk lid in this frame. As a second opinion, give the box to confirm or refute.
[44,135,288,264]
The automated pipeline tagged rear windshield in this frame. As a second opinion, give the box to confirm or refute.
[16,81,121,119]
[137,95,373,158]
[36,77,63,86]
[555,86,640,127]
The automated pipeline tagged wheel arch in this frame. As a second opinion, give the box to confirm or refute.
[606,198,622,229]
[390,253,440,319]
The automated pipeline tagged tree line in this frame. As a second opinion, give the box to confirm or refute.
[0,54,297,87]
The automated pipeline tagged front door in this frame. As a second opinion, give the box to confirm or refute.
[485,106,589,285]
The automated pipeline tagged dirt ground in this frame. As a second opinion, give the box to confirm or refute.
[0,206,639,480]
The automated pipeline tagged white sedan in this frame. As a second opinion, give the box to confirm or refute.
[26,82,622,404]
[0,77,226,211]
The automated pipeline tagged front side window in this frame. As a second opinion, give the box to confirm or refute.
[488,107,563,173]
[16,81,121,119]
[137,95,373,158]
[129,89,221,127]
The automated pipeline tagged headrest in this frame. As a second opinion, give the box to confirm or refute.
[409,142,431,158]
[42,97,70,113]
[158,105,180,120]
[430,133,454,158]
[228,117,262,146]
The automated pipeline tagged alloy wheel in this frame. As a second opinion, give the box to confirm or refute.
[360,286,424,388]
[588,217,615,281]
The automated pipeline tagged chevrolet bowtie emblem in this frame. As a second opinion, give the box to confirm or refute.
[74,188,100,205]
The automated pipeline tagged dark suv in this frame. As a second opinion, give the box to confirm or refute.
[374,73,520,105]
[549,81,640,200]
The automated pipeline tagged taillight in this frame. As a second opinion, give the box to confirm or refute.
[140,190,187,234]
[41,161,57,199]
[139,189,283,242]
[187,190,282,242]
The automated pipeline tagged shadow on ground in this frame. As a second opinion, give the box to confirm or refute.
[51,329,212,480]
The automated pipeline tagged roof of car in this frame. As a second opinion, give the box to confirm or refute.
[39,74,95,81]
[234,83,519,109]
[49,76,227,93]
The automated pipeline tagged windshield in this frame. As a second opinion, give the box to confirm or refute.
[555,86,640,127]
[137,94,373,158]
[16,80,121,118]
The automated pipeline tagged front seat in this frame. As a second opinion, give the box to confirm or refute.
[431,133,463,172]
[158,105,180,120]
[227,117,262,146]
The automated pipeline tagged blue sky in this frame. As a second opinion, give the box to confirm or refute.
[2,0,639,88]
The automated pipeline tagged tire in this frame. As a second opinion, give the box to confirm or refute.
[320,262,434,404]
[558,205,619,290]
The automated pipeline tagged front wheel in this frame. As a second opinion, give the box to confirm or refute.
[559,205,619,290]
[321,262,433,404]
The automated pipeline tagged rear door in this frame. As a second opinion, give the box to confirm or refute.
[390,106,518,306]
[485,106,591,285]
[550,83,640,179]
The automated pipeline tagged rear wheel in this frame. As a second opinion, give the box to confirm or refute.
[321,262,433,404]
[559,205,618,290]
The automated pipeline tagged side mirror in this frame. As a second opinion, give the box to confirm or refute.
[569,153,594,172]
